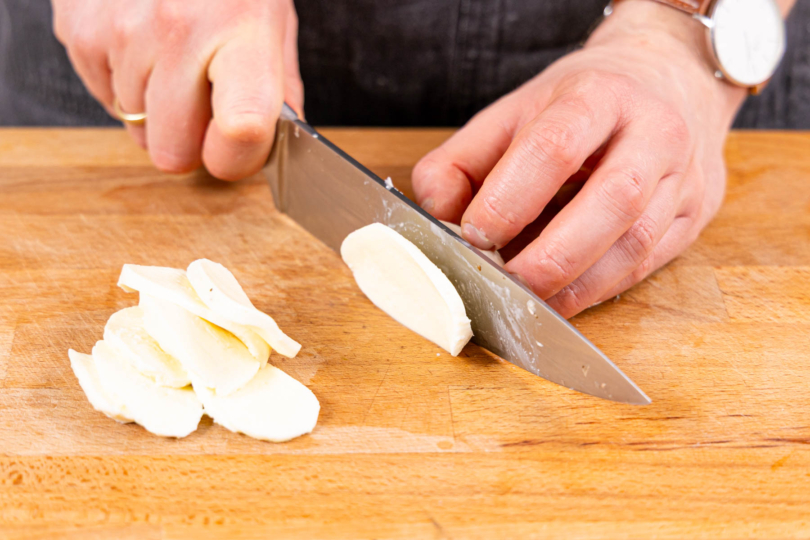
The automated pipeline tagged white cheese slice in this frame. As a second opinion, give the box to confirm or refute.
[103,307,190,388]
[139,294,261,396]
[117,265,269,365]
[440,221,505,266]
[68,349,132,423]
[187,259,301,358]
[341,223,473,356]
[195,364,320,442]
[92,340,203,438]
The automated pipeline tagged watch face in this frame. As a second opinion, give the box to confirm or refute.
[710,0,786,87]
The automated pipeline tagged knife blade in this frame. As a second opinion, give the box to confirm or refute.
[263,104,650,405]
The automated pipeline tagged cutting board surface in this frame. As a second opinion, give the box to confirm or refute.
[1,129,809,539]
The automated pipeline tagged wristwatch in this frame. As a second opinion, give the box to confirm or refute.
[607,0,786,93]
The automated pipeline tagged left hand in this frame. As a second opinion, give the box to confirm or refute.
[412,0,747,318]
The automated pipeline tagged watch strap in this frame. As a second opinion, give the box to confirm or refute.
[646,0,707,14]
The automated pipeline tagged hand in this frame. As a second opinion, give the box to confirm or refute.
[52,0,303,180]
[412,0,747,318]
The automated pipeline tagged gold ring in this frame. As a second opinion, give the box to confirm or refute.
[113,98,147,125]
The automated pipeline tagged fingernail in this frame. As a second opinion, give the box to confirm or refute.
[422,198,435,212]
[461,223,495,250]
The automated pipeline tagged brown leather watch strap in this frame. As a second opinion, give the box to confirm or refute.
[651,0,702,14]
[614,0,709,15]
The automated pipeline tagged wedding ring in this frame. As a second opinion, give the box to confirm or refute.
[113,98,147,125]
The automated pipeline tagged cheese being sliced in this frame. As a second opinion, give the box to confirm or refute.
[195,364,320,442]
[140,294,261,396]
[69,349,132,423]
[118,265,269,365]
[341,223,473,356]
[104,307,190,388]
[440,221,505,266]
[92,340,203,438]
[187,259,301,358]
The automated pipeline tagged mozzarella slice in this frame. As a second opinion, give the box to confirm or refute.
[195,364,320,442]
[341,223,473,356]
[440,221,505,266]
[103,307,190,388]
[187,259,301,358]
[140,294,260,396]
[69,349,132,423]
[91,340,203,438]
[118,265,269,365]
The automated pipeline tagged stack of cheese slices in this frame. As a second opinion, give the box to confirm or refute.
[69,259,319,442]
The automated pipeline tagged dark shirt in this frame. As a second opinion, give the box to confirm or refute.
[0,0,808,128]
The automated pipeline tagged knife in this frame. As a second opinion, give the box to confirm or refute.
[263,104,650,405]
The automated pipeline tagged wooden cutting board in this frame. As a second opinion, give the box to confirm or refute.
[1,128,809,539]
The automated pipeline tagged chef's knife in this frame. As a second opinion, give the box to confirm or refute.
[263,104,650,405]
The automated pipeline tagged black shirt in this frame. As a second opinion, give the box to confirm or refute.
[1,0,808,128]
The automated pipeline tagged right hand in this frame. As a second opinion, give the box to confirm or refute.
[52,0,303,180]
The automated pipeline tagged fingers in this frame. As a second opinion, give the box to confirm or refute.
[543,172,685,317]
[202,30,285,181]
[109,42,153,149]
[592,214,697,305]
[282,7,304,117]
[505,119,685,301]
[63,30,115,115]
[145,55,211,173]
[411,98,524,223]
[587,166,718,306]
[460,90,624,250]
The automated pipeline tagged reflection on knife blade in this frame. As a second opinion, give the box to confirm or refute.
[263,104,650,405]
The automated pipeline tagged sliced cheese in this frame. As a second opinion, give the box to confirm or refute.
[195,364,320,442]
[118,265,269,365]
[440,221,505,266]
[104,306,190,388]
[140,294,260,396]
[341,223,473,356]
[68,349,132,423]
[92,340,203,438]
[187,259,301,358]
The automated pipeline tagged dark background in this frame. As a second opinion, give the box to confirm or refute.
[0,0,808,128]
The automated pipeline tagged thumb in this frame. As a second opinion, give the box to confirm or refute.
[411,97,524,223]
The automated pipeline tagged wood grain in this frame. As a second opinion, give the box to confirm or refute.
[1,128,809,539]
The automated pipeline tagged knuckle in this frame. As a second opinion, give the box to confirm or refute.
[600,168,649,223]
[584,70,633,96]
[523,121,580,170]
[482,192,521,229]
[567,70,635,110]
[69,32,100,59]
[534,244,579,290]
[112,16,138,45]
[659,109,690,146]
[630,254,656,284]
[553,281,591,316]
[623,216,658,262]
[217,112,276,145]
[154,0,193,42]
